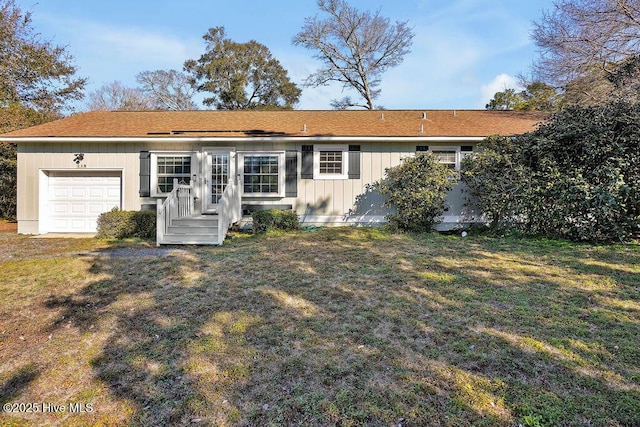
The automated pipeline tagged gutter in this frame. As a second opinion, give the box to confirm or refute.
[1,136,488,144]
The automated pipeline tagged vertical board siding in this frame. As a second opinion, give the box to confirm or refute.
[26,150,37,219]
[125,144,139,210]
[17,142,145,226]
[17,140,476,230]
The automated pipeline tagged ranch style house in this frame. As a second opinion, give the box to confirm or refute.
[1,109,542,244]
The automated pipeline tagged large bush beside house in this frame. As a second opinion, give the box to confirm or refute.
[459,135,536,232]
[0,143,16,220]
[376,152,457,232]
[96,208,157,239]
[462,101,640,242]
[251,209,299,233]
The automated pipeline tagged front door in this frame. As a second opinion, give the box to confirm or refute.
[202,149,235,213]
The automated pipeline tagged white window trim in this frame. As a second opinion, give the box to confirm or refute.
[150,151,196,197]
[429,146,462,170]
[313,144,349,180]
[238,151,286,197]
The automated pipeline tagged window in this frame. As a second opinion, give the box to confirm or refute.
[314,145,348,179]
[319,151,343,174]
[431,150,457,169]
[425,146,474,170]
[239,152,285,196]
[151,153,193,196]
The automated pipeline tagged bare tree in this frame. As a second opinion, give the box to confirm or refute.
[136,69,198,110]
[532,0,640,104]
[293,0,414,110]
[85,81,153,111]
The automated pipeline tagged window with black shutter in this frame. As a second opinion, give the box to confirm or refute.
[285,150,298,197]
[348,145,360,179]
[301,145,314,179]
[139,151,150,197]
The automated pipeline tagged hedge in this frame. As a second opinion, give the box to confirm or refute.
[461,101,640,242]
[251,209,299,233]
[96,208,156,239]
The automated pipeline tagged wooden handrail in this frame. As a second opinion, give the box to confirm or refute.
[216,175,242,244]
[157,176,240,246]
[157,179,194,245]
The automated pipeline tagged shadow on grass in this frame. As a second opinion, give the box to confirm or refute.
[43,229,640,426]
[0,364,39,406]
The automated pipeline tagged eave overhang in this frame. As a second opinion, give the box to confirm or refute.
[3,135,489,144]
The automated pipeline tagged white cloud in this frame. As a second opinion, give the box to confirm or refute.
[480,74,522,106]
[35,14,202,93]
[377,28,483,108]
[97,26,198,65]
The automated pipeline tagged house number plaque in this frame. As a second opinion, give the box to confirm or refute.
[73,153,86,167]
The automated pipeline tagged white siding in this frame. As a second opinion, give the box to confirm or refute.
[16,139,477,233]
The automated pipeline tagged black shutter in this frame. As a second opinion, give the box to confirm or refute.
[301,145,314,179]
[348,145,361,179]
[139,151,151,197]
[285,150,298,197]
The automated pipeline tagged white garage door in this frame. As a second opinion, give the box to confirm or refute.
[47,171,122,233]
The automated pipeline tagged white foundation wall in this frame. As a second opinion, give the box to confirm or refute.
[17,140,475,234]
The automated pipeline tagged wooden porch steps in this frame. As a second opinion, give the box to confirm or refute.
[157,178,242,246]
[163,215,219,245]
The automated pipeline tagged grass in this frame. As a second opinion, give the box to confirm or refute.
[0,225,638,426]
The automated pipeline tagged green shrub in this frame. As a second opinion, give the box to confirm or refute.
[462,101,640,242]
[460,135,532,232]
[129,210,157,238]
[96,208,156,239]
[0,142,16,220]
[251,209,299,233]
[375,153,457,232]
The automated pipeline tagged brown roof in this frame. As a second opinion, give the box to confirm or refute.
[0,109,545,139]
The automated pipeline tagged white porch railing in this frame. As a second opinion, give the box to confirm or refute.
[157,179,194,246]
[216,175,242,245]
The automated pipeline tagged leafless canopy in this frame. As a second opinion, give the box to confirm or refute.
[136,70,198,111]
[532,0,640,104]
[85,81,153,111]
[293,0,414,110]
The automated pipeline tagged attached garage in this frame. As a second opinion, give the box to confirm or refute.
[45,171,122,233]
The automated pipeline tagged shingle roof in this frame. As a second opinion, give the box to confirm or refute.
[0,109,545,139]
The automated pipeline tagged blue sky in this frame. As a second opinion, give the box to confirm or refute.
[18,0,555,110]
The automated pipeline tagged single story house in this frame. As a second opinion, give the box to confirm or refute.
[1,109,542,244]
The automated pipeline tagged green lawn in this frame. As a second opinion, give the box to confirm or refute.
[0,227,638,426]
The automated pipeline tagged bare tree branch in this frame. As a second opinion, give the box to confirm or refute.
[85,81,153,111]
[532,0,640,105]
[293,0,414,110]
[136,70,197,110]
